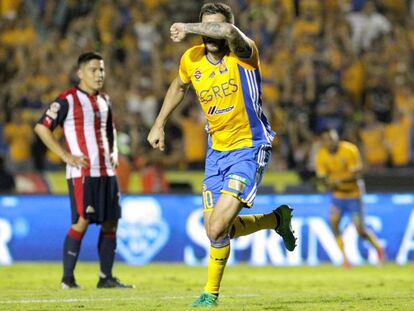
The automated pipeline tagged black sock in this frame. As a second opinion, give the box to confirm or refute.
[274,211,281,230]
[63,228,84,280]
[98,231,116,278]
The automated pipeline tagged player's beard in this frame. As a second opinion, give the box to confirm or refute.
[202,36,228,55]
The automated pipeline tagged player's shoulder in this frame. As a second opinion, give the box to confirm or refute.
[182,44,205,62]
[340,141,359,153]
[316,145,327,158]
[57,86,77,101]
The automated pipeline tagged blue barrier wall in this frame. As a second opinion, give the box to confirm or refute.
[0,194,413,265]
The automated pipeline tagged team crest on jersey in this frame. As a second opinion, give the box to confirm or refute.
[207,105,234,115]
[194,69,202,81]
[45,102,61,120]
[218,60,228,74]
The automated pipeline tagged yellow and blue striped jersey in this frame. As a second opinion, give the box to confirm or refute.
[315,141,363,198]
[179,42,275,151]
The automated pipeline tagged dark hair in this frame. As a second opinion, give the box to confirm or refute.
[199,2,234,24]
[77,52,103,68]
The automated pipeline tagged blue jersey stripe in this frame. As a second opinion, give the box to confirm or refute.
[238,64,275,145]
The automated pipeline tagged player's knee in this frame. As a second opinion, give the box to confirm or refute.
[207,223,227,241]
[330,223,340,236]
[72,217,89,232]
[102,220,118,232]
[358,228,368,239]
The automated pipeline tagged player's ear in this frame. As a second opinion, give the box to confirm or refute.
[77,68,83,80]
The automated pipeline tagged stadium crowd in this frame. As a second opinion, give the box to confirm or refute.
[1,0,414,189]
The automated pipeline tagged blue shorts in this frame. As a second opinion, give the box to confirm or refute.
[202,144,272,211]
[331,197,362,216]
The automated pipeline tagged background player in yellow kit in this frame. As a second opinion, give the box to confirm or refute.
[315,128,385,268]
[147,2,296,307]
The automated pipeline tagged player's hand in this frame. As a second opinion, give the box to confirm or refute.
[170,23,187,42]
[147,126,165,151]
[110,151,119,168]
[328,180,341,191]
[62,152,89,168]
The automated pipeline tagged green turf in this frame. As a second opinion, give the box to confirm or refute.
[0,263,412,310]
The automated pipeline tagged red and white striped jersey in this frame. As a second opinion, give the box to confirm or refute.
[38,86,116,179]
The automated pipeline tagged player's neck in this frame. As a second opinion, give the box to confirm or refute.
[77,83,99,96]
[206,51,226,64]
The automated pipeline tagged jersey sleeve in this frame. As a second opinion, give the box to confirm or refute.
[234,40,259,69]
[178,51,191,84]
[348,144,363,173]
[37,98,69,131]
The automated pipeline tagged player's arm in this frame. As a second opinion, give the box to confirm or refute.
[147,76,189,151]
[314,153,333,191]
[34,99,88,168]
[171,22,252,58]
[34,124,88,168]
[106,103,119,167]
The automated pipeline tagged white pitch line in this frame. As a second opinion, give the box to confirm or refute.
[0,294,259,304]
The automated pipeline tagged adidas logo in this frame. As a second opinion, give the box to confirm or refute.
[85,205,95,213]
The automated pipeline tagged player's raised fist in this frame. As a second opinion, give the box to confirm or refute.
[147,126,165,152]
[170,23,187,42]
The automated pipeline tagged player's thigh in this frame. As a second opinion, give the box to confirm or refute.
[102,219,118,232]
[208,193,243,234]
[68,177,89,230]
[221,146,271,207]
[72,216,89,232]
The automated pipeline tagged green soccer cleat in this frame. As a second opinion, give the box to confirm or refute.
[189,292,218,307]
[274,204,297,251]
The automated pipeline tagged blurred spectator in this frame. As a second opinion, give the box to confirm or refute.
[359,110,388,167]
[141,150,170,193]
[0,0,413,174]
[3,109,33,172]
[384,108,411,167]
[0,155,15,193]
[173,101,207,170]
[347,1,391,52]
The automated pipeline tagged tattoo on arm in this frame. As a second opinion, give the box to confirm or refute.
[184,22,252,58]
[229,35,252,58]
[185,23,229,39]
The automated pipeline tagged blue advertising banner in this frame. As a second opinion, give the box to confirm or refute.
[0,194,413,266]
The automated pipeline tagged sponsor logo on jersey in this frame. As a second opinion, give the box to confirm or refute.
[196,78,239,104]
[218,60,228,74]
[207,105,234,115]
[209,71,216,78]
[194,69,202,81]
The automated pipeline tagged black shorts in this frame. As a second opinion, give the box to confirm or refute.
[67,176,121,224]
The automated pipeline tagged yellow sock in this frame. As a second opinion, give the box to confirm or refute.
[336,236,348,263]
[204,240,230,295]
[230,214,276,238]
[363,230,382,252]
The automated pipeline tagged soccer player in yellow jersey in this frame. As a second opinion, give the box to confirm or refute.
[147,2,296,307]
[315,128,385,268]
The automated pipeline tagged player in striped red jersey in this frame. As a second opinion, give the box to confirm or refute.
[34,52,133,289]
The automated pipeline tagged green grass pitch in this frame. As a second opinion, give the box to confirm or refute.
[0,263,412,310]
